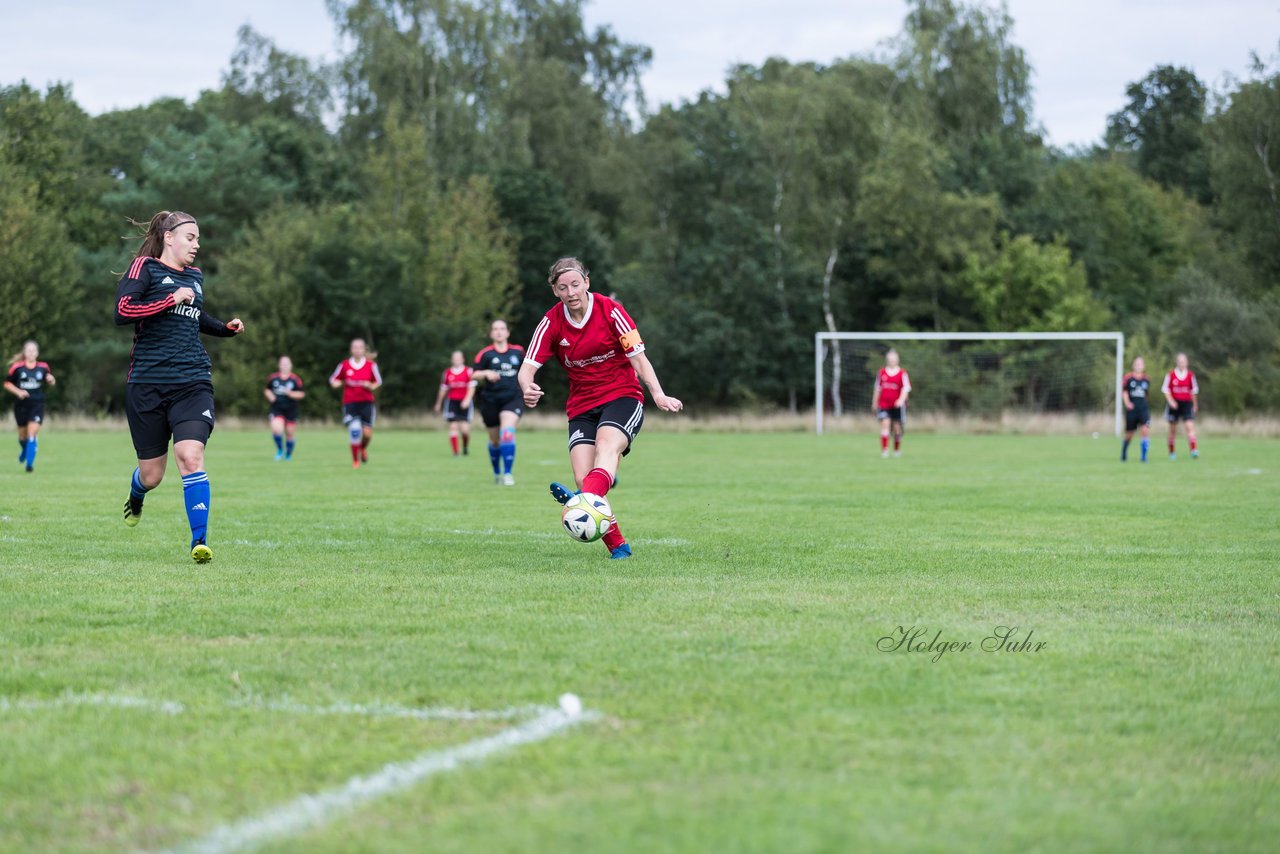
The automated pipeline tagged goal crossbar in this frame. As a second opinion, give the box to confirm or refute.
[814,331,1126,436]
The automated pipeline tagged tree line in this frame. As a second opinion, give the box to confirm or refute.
[2,0,1277,417]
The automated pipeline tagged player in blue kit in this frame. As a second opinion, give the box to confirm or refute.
[114,211,244,563]
[4,340,56,472]
[265,355,305,460]
[1121,356,1152,463]
[473,319,525,485]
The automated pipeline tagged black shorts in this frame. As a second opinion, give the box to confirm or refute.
[1125,407,1151,431]
[568,397,644,455]
[1165,400,1195,422]
[14,398,44,427]
[877,407,905,424]
[478,392,523,428]
[126,382,215,459]
[342,402,376,427]
[443,399,473,422]
[269,404,299,424]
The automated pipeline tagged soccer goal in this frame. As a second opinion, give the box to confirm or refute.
[814,332,1126,436]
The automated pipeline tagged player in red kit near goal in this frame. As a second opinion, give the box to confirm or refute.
[1161,352,1199,460]
[874,349,911,458]
[433,350,475,456]
[519,257,683,559]
[329,338,382,468]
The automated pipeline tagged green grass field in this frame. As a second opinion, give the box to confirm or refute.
[2,427,1277,852]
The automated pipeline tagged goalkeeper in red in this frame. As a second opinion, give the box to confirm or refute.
[518,257,683,559]
[1161,352,1199,460]
[874,349,911,457]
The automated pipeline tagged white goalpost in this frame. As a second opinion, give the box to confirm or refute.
[814,331,1126,436]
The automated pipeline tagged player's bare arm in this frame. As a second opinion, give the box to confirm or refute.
[518,361,544,408]
[1123,390,1133,410]
[631,352,682,413]
[3,381,27,399]
[265,388,277,404]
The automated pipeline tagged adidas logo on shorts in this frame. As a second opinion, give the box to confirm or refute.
[202,410,213,418]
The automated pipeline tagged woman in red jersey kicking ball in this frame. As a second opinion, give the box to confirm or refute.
[518,257,683,559]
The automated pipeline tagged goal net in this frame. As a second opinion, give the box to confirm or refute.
[815,332,1125,435]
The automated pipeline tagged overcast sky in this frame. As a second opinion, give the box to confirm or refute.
[0,0,1275,148]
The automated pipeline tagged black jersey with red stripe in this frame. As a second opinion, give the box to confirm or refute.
[473,344,524,401]
[113,256,235,383]
[6,361,53,401]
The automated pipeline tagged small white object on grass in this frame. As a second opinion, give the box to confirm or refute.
[558,693,582,717]
[1092,432,1100,439]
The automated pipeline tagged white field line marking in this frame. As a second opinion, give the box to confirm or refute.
[160,706,598,854]
[230,695,545,721]
[0,692,185,715]
[0,692,548,723]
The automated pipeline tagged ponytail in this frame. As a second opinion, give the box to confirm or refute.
[7,340,37,366]
[127,210,196,259]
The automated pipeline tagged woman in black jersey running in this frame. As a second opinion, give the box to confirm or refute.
[114,211,243,563]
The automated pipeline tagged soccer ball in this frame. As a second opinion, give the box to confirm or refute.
[561,492,613,542]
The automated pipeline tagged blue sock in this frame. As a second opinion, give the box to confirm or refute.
[1121,439,1130,460]
[500,428,516,475]
[130,467,152,501]
[1141,438,1149,461]
[273,434,284,452]
[25,438,37,468]
[182,471,210,546]
[18,437,28,461]
[285,439,295,458]
[488,443,501,475]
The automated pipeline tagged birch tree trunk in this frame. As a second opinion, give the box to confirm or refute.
[821,216,843,417]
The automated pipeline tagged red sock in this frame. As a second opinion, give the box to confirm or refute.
[361,434,371,449]
[582,467,614,497]
[350,444,360,462]
[880,435,889,451]
[450,435,459,454]
[1189,437,1197,451]
[602,522,625,550]
[462,434,470,451]
[1169,437,1176,452]
[893,436,901,451]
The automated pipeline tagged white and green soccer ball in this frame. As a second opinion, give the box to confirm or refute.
[561,492,613,542]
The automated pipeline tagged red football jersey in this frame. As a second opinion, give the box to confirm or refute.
[875,367,911,410]
[329,358,382,404]
[525,292,645,418]
[440,366,474,401]
[1161,369,1198,402]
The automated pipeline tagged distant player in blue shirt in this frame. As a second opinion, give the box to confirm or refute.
[265,355,305,460]
[1121,356,1152,463]
[473,319,525,485]
[114,211,244,563]
[4,340,56,472]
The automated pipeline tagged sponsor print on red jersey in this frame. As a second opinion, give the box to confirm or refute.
[441,366,474,401]
[525,292,645,418]
[875,367,911,410]
[1162,369,1198,401]
[329,358,382,404]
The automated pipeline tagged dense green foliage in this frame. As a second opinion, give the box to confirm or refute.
[2,0,1278,415]
[2,430,1277,850]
